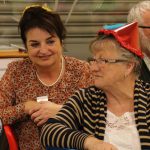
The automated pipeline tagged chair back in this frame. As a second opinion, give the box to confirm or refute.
[0,119,18,150]
[4,125,18,150]
[0,119,9,150]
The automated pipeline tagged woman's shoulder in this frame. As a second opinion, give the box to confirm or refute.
[1,58,34,82]
[86,86,104,95]
[136,79,150,98]
[8,58,32,69]
[137,79,150,88]
[64,56,89,69]
[5,58,34,76]
[76,86,104,98]
[71,86,105,105]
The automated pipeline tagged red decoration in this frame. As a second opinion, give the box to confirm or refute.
[98,22,143,58]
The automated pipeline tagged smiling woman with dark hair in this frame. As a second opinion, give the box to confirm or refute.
[41,22,150,150]
[0,5,94,150]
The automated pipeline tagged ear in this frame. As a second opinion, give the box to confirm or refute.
[125,61,135,77]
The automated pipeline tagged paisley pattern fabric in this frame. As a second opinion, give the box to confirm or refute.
[0,56,94,150]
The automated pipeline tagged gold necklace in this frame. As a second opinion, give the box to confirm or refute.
[36,57,64,87]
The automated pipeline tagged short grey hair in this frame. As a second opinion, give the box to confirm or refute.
[127,1,150,24]
[90,35,142,76]
[119,46,142,76]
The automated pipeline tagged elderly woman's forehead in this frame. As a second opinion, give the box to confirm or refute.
[92,39,118,52]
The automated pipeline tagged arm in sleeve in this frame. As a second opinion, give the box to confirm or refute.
[0,62,27,125]
[40,89,89,150]
[146,83,150,130]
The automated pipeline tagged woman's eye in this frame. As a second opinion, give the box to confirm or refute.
[47,40,55,45]
[30,43,40,47]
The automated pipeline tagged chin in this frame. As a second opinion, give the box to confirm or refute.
[94,81,102,89]
[37,62,53,68]
[38,58,53,65]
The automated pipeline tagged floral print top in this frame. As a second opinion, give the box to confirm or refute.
[0,56,94,150]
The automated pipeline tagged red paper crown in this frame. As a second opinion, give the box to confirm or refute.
[98,22,143,58]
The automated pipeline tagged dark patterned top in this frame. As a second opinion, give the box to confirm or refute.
[0,56,94,150]
[140,60,150,82]
[41,80,150,150]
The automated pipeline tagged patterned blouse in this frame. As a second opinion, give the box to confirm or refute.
[0,56,94,150]
[41,80,150,150]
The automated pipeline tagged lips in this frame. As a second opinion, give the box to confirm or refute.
[38,55,52,60]
[94,74,103,78]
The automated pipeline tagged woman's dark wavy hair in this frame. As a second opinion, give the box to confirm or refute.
[18,6,66,47]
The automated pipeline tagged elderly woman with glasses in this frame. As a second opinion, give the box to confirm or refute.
[40,22,150,150]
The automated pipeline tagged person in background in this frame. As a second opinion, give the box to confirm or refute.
[40,22,150,150]
[0,5,94,150]
[127,0,150,82]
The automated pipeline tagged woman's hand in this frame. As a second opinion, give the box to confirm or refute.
[29,101,62,126]
[84,136,118,150]
[24,101,40,114]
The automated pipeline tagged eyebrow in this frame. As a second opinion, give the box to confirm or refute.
[28,35,55,43]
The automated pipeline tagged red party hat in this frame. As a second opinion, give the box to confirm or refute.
[98,22,143,58]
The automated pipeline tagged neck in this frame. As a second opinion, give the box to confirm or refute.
[106,78,135,103]
[36,57,64,86]
[37,66,59,78]
[106,80,135,101]
[105,77,136,116]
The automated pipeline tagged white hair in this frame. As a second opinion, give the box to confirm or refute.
[90,36,142,76]
[127,1,150,24]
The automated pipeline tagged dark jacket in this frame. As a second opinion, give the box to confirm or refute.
[140,60,150,82]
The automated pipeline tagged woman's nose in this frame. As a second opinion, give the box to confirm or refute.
[40,43,49,53]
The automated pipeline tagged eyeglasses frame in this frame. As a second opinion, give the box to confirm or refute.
[138,25,150,29]
[88,57,129,65]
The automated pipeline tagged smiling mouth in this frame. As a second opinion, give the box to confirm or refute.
[38,55,51,59]
[94,75,102,78]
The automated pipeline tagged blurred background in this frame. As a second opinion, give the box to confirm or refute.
[0,0,141,60]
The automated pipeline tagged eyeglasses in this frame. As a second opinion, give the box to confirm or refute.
[138,25,150,29]
[88,57,128,65]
